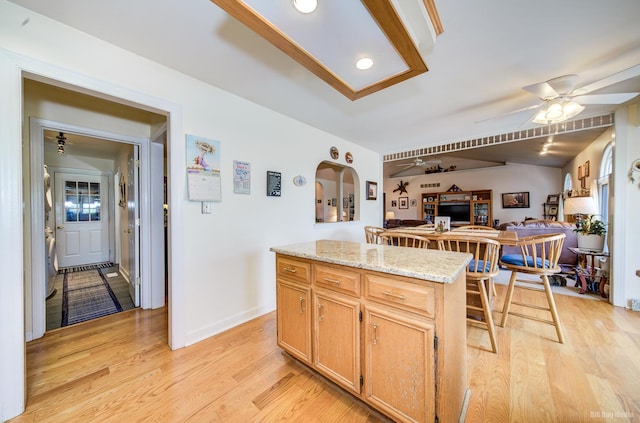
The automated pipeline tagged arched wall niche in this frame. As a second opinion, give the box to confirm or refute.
[315,161,359,223]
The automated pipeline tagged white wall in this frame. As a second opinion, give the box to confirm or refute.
[384,163,562,225]
[561,127,613,204]
[612,105,640,308]
[0,1,382,419]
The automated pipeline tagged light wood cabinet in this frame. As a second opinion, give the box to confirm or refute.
[275,253,468,423]
[421,189,493,227]
[276,256,312,364]
[313,288,361,394]
[364,303,435,423]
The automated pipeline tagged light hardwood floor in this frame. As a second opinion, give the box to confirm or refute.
[9,284,640,422]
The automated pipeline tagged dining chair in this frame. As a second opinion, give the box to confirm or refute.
[379,231,432,249]
[499,233,566,343]
[364,226,386,244]
[439,235,501,353]
[452,225,499,231]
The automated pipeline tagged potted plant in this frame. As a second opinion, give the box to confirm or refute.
[574,215,607,252]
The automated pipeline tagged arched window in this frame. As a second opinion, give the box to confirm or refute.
[315,161,359,223]
[563,172,572,197]
[598,142,613,225]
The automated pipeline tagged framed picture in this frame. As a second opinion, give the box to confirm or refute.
[584,160,590,177]
[266,171,281,197]
[391,200,397,208]
[366,181,377,200]
[410,199,418,207]
[434,216,451,232]
[502,192,530,208]
[578,165,583,179]
[399,196,409,209]
[546,194,559,205]
[548,206,558,216]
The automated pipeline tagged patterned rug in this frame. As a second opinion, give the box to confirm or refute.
[59,262,114,274]
[62,268,123,327]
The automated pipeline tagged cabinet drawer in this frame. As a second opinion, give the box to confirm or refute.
[314,264,361,297]
[365,274,436,318]
[277,256,311,283]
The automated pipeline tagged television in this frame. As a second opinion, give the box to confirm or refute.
[437,202,471,224]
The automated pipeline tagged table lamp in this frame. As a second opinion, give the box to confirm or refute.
[384,211,395,228]
[563,196,598,229]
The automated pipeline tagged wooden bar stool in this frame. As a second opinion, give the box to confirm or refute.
[364,226,385,244]
[439,235,501,353]
[379,231,433,249]
[499,233,566,343]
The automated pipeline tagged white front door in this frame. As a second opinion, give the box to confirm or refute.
[54,172,110,268]
[127,147,141,306]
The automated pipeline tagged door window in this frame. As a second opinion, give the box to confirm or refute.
[64,180,101,222]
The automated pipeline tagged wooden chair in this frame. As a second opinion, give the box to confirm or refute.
[452,225,499,231]
[379,231,432,249]
[499,233,566,343]
[439,235,501,353]
[364,226,386,244]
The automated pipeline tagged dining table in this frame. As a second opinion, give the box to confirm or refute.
[388,226,519,246]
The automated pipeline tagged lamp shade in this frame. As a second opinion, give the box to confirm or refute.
[564,196,598,216]
[385,211,396,220]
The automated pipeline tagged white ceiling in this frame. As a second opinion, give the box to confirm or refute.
[11,0,640,166]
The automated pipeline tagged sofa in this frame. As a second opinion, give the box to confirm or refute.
[385,219,429,229]
[497,220,578,271]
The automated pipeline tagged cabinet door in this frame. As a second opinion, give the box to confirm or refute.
[277,280,311,364]
[472,201,491,225]
[313,289,361,394]
[364,304,435,423]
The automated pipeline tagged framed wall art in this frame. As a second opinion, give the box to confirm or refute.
[501,192,530,208]
[266,171,281,197]
[399,196,409,209]
[366,181,377,200]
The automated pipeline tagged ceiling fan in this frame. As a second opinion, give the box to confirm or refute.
[389,157,442,177]
[506,64,640,125]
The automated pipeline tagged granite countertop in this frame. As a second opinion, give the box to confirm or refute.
[270,240,471,284]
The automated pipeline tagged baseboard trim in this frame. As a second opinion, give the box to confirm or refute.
[185,305,273,347]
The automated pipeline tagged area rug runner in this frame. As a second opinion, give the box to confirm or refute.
[59,262,114,274]
[62,268,123,327]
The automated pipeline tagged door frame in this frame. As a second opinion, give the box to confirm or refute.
[28,117,157,340]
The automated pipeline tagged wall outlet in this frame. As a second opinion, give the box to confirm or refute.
[201,202,212,214]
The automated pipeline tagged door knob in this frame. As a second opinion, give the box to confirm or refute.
[56,225,64,229]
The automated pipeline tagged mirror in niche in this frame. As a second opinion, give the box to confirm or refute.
[315,161,358,223]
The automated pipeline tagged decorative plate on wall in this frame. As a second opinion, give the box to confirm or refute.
[345,152,353,163]
[330,146,339,159]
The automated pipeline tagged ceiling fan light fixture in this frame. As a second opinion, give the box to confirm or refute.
[56,132,66,154]
[293,0,317,14]
[356,57,373,70]
[532,99,585,125]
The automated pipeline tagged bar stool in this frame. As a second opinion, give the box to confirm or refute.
[439,235,501,353]
[499,233,566,343]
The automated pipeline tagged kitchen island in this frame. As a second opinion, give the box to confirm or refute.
[270,240,471,423]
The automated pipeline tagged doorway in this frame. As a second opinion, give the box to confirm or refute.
[25,78,168,339]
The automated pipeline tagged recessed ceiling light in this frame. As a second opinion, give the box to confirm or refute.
[293,0,317,14]
[356,57,374,70]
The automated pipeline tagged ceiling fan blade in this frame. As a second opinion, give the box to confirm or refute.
[389,165,418,177]
[475,103,542,123]
[545,74,578,96]
[522,81,559,100]
[573,92,640,105]
[573,64,640,96]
